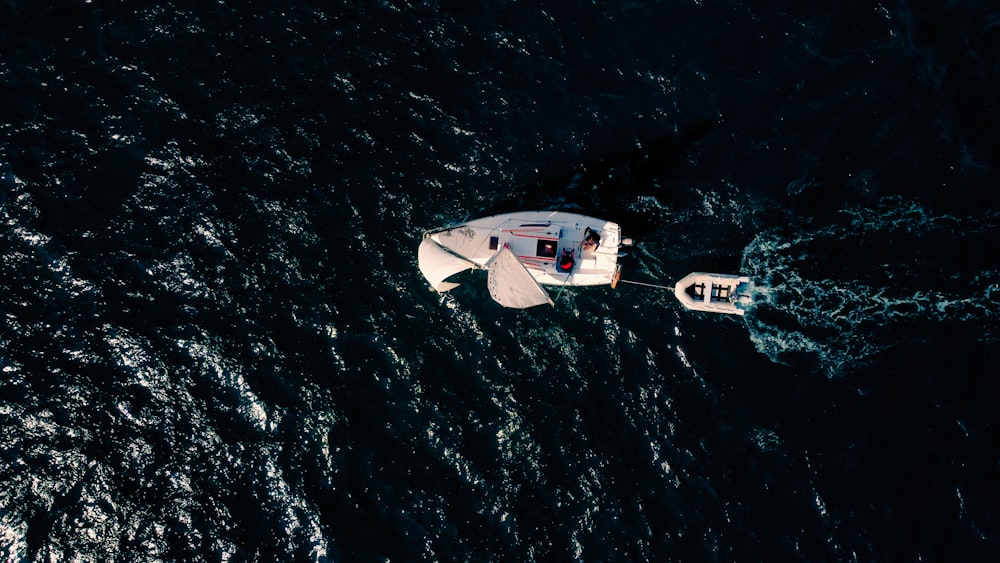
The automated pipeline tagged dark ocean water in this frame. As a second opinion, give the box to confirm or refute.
[2,0,1000,560]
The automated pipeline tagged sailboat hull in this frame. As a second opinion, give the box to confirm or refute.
[422,211,624,288]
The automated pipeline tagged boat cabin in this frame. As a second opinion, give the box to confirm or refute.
[499,224,578,274]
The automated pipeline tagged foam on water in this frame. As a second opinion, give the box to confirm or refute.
[740,197,1000,376]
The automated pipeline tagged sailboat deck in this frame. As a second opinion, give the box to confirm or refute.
[427,211,622,287]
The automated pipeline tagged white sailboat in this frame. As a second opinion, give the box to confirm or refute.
[418,211,629,308]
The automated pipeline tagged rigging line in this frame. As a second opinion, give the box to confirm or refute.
[554,272,573,303]
[617,279,675,292]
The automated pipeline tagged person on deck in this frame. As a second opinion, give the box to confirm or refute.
[582,227,601,251]
[559,248,575,272]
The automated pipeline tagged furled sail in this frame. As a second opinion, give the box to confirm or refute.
[485,246,554,309]
[418,238,474,292]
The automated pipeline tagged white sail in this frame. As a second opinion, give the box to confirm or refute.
[485,246,554,309]
[418,238,473,292]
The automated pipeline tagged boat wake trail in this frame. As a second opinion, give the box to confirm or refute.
[739,199,1000,376]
